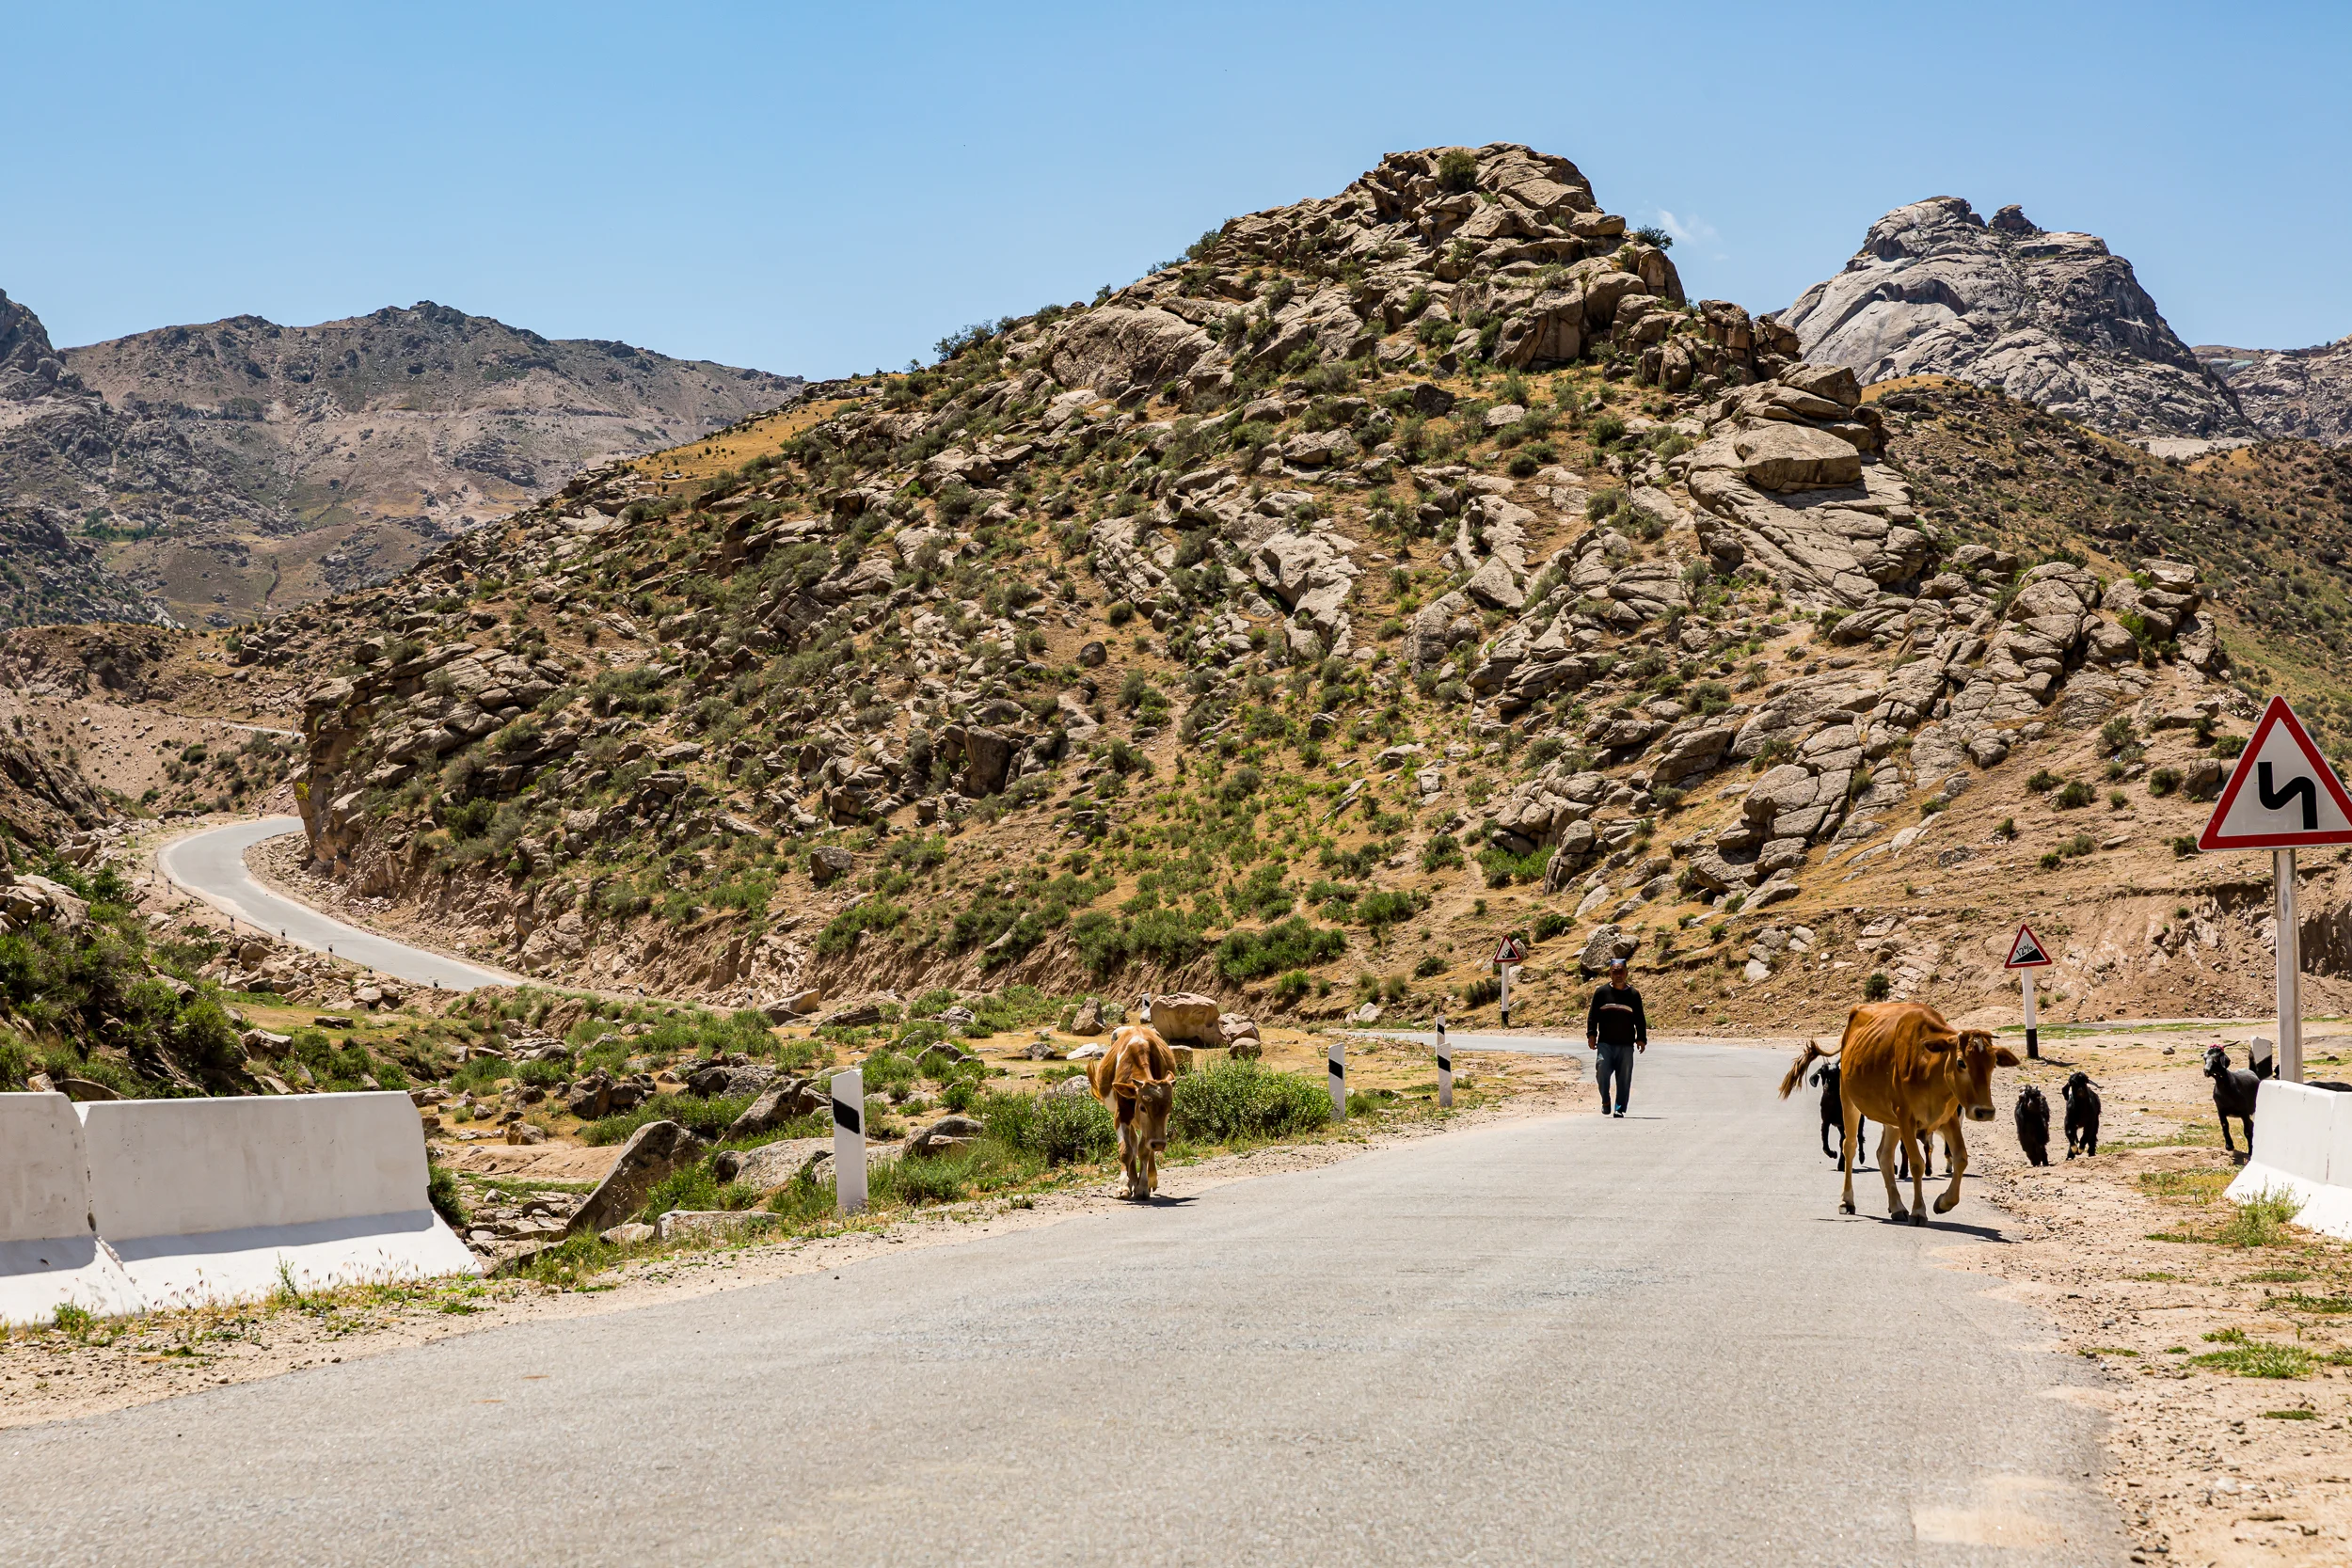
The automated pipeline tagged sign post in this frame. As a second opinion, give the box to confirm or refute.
[1327,1039,1346,1120]
[830,1068,866,1215]
[2003,923,2053,1060]
[2195,696,2352,1085]
[1494,935,1528,1028]
[1435,1014,1453,1110]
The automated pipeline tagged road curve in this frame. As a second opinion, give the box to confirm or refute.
[7,1042,2128,1565]
[155,816,520,992]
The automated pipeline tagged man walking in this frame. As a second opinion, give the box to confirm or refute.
[1585,957,1647,1117]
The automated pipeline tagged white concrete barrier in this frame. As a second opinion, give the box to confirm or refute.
[80,1091,477,1309]
[2225,1079,2352,1239]
[0,1093,140,1327]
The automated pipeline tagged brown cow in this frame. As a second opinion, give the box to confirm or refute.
[1778,1003,2019,1224]
[1089,1023,1178,1200]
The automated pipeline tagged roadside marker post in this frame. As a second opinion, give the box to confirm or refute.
[831,1069,866,1215]
[2003,923,2053,1060]
[1435,1014,1452,1110]
[1328,1039,1346,1119]
[2195,696,2352,1085]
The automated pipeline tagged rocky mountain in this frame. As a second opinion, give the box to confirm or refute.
[2197,336,2352,445]
[1778,198,2250,442]
[17,142,2352,1039]
[0,289,801,628]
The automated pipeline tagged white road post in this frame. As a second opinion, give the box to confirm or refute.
[1498,963,1513,1026]
[1328,1038,1346,1119]
[2278,847,2304,1084]
[1437,1030,1453,1110]
[831,1068,867,1215]
[2020,970,2039,1061]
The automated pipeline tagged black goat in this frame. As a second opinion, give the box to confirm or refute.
[1809,1062,1870,1165]
[2014,1083,2052,1166]
[2061,1071,2101,1158]
[2204,1044,2265,1163]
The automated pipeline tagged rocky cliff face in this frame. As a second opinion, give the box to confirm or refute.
[0,290,801,629]
[1779,198,2249,440]
[2198,337,2352,445]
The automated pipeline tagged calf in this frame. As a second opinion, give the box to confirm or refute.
[1089,1023,1177,1200]
[2013,1084,2052,1166]
[1809,1062,1869,1165]
[2061,1071,2101,1159]
[2203,1045,2262,1163]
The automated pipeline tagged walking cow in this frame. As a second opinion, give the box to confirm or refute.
[1089,1023,1178,1200]
[1778,1003,2019,1224]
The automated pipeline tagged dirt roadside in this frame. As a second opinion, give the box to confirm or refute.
[0,1061,1584,1433]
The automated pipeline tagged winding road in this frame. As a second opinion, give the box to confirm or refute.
[5,1041,2129,1565]
[156,816,519,991]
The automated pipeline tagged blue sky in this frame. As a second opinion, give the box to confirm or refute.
[5,1,2344,377]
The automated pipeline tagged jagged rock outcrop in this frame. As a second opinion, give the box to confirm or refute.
[1779,198,2248,439]
[2199,337,2352,445]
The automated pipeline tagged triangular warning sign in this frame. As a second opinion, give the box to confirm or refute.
[2004,923,2053,969]
[2198,696,2352,849]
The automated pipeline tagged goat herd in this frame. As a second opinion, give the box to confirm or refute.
[1804,1039,2269,1175]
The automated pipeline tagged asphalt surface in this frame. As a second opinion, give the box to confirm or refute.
[2,1042,2128,1566]
[155,816,518,991]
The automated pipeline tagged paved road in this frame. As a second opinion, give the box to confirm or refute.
[155,816,519,992]
[2,1043,2127,1566]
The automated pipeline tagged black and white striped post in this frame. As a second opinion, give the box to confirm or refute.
[1436,1017,1453,1110]
[1327,1038,1346,1119]
[831,1068,866,1215]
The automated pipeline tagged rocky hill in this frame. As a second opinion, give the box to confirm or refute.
[2198,336,2352,445]
[19,143,2352,1039]
[1779,198,2250,442]
[0,288,801,628]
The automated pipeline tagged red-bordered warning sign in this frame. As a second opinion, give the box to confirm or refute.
[1494,936,1528,966]
[2198,696,2352,850]
[2003,922,2053,969]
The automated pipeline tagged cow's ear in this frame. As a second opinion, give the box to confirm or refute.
[1922,1036,1957,1053]
[1113,1082,1137,1100]
[1994,1047,2021,1068]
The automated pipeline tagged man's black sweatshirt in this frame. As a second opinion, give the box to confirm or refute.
[1586,984,1648,1047]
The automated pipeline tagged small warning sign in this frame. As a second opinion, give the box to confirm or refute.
[2004,923,2053,970]
[2199,696,2352,850]
[1494,936,1528,967]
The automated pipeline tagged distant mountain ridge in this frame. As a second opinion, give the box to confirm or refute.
[0,290,800,627]
[2196,336,2352,446]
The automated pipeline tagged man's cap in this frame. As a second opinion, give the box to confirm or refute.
[1608,956,1629,970]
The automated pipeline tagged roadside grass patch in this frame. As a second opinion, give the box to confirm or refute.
[2217,1190,2303,1247]
[2138,1169,2233,1203]
[2193,1340,2314,1378]
[582,1093,757,1147]
[2263,1407,2319,1419]
[2274,1293,2352,1314]
[2079,1346,2139,1357]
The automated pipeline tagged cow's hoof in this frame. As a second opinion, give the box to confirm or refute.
[1840,1200,1855,1214]
[1888,1207,1908,1222]
[1933,1193,1958,1214]
[1910,1211,1928,1227]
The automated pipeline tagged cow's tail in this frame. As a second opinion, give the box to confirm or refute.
[1777,1039,1831,1101]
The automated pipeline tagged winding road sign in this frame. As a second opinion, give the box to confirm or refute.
[2003,924,2053,969]
[2198,696,2352,850]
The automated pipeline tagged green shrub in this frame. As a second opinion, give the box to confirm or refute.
[815,897,906,957]
[426,1163,467,1228]
[1216,918,1346,981]
[1436,150,1478,193]
[2026,768,2060,793]
[1461,976,1501,1007]
[1420,832,1464,872]
[1170,1060,1331,1144]
[979,1088,1114,1166]
[582,1094,756,1147]
[2056,780,2094,809]
[1863,972,1891,1001]
[1414,955,1447,978]
[2149,767,2182,798]
[1533,911,1571,942]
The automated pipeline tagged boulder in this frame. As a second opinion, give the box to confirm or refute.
[1577,924,1639,974]
[713,1137,833,1194]
[566,1120,707,1236]
[807,847,854,886]
[905,1114,986,1159]
[727,1077,825,1138]
[1731,423,1863,492]
[1146,992,1224,1046]
[1070,999,1104,1036]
